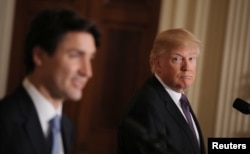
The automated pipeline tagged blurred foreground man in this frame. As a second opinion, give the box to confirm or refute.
[0,8,100,154]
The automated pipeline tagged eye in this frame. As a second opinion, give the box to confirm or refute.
[69,51,83,58]
[189,56,196,62]
[171,56,183,63]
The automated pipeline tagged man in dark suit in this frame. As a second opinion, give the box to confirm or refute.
[0,8,100,154]
[118,28,206,154]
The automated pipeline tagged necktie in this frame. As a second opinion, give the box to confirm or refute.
[49,115,61,154]
[180,94,197,139]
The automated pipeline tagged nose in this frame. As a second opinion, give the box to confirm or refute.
[181,58,190,71]
[80,57,93,78]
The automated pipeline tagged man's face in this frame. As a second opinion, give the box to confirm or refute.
[41,31,96,101]
[154,48,198,93]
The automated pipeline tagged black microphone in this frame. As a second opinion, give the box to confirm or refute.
[233,98,250,114]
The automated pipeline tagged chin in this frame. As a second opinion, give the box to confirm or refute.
[68,92,82,101]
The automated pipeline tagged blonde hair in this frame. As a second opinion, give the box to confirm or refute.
[149,28,201,73]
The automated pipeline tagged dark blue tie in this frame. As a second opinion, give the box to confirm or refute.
[49,115,61,154]
[180,94,197,139]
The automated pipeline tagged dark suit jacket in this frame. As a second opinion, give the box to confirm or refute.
[0,85,74,154]
[118,75,206,154]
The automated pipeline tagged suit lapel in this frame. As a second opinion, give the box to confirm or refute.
[164,92,199,148]
[17,86,73,154]
[17,86,50,154]
[61,115,73,154]
[25,114,49,154]
[189,108,206,153]
[149,76,190,129]
[149,76,200,152]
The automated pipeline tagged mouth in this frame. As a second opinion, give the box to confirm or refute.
[181,75,192,80]
[72,77,88,90]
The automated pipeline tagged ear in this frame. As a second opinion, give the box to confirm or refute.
[153,56,161,73]
[32,46,46,67]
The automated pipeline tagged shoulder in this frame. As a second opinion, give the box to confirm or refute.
[122,76,166,119]
[0,85,29,105]
[130,75,166,107]
[0,86,33,123]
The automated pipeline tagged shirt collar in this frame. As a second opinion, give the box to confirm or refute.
[22,77,62,135]
[154,74,182,104]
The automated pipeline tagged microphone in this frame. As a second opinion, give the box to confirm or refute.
[233,98,250,114]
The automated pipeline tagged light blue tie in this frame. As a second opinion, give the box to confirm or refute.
[49,115,61,154]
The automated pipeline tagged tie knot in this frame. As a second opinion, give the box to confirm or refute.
[180,94,189,107]
[50,115,61,131]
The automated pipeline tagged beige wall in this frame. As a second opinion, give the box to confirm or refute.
[0,0,15,98]
[158,0,250,148]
